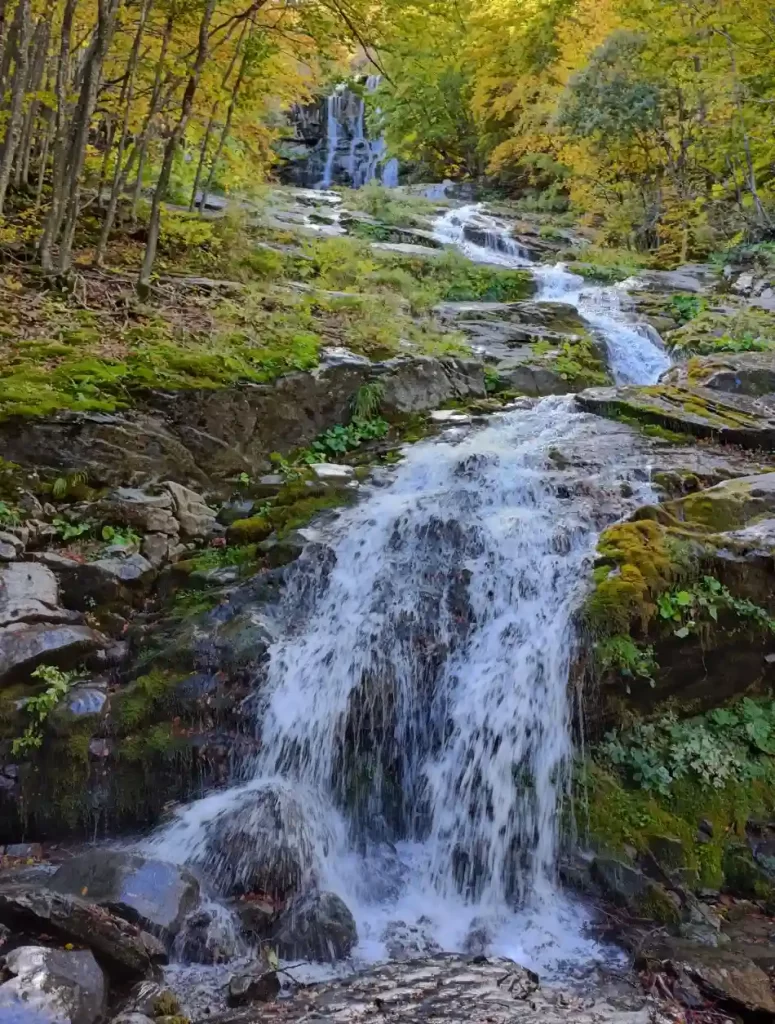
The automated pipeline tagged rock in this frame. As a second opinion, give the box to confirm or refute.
[94,488,179,535]
[165,481,217,538]
[430,410,472,424]
[0,884,167,979]
[0,532,24,561]
[639,938,775,1015]
[115,981,181,1019]
[732,271,755,295]
[382,919,441,961]
[110,1015,155,1024]
[31,551,153,609]
[0,945,107,1024]
[66,684,108,716]
[218,499,257,526]
[141,533,172,567]
[592,856,680,922]
[259,528,320,568]
[5,843,43,859]
[227,968,280,1006]
[576,384,775,449]
[309,463,355,483]
[176,907,241,965]
[236,895,277,940]
[663,351,775,398]
[435,300,585,359]
[0,622,106,687]
[200,955,653,1024]
[50,850,200,945]
[192,785,317,898]
[631,265,718,294]
[371,241,443,258]
[271,890,357,962]
[0,562,72,628]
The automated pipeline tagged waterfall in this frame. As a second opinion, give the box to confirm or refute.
[433,206,671,386]
[149,201,670,975]
[315,79,399,190]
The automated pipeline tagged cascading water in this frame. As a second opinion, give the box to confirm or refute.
[433,205,671,386]
[149,199,672,977]
[317,78,398,190]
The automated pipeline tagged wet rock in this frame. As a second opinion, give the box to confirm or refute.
[631,265,718,294]
[218,499,257,526]
[140,532,172,567]
[194,786,317,898]
[0,884,167,979]
[31,550,153,610]
[576,384,775,449]
[382,919,441,961]
[639,937,775,1015]
[310,463,355,483]
[0,622,106,687]
[664,351,775,398]
[50,850,200,945]
[67,683,108,716]
[236,895,278,941]
[259,528,320,568]
[0,945,107,1024]
[272,890,357,962]
[227,967,280,1006]
[115,980,182,1019]
[165,481,217,539]
[592,856,680,922]
[176,907,240,965]
[200,955,653,1024]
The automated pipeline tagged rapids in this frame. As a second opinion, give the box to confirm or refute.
[147,198,671,977]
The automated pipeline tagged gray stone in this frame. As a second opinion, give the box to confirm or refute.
[310,463,355,482]
[94,489,179,535]
[732,271,755,295]
[632,265,718,294]
[0,946,107,1024]
[0,623,106,687]
[111,1015,155,1024]
[165,481,217,538]
[200,955,653,1024]
[141,533,172,567]
[639,938,775,1015]
[90,553,155,585]
[227,968,280,1007]
[31,550,152,609]
[272,890,357,963]
[0,884,167,979]
[0,531,24,561]
[429,410,471,424]
[218,499,257,526]
[50,850,200,944]
[115,980,182,1019]
[0,563,69,628]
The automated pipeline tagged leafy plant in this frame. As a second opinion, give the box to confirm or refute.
[101,524,141,547]
[312,418,389,457]
[657,575,775,639]
[0,500,20,527]
[600,699,775,795]
[670,294,705,324]
[595,636,658,689]
[53,518,91,541]
[12,665,80,756]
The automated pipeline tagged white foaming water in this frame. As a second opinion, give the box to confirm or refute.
[149,400,655,973]
[433,206,671,386]
[148,202,670,979]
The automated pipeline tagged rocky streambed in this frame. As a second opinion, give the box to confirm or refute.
[3,188,775,1024]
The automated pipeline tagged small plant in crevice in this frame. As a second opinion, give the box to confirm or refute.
[351,381,385,421]
[595,635,658,690]
[313,418,390,458]
[13,665,80,756]
[101,524,142,547]
[52,517,91,542]
[658,575,775,639]
[669,294,705,324]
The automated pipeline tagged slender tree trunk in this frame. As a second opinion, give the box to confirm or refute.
[15,17,49,189]
[200,44,252,211]
[57,0,123,276]
[131,11,173,221]
[93,0,152,266]
[0,0,33,216]
[34,113,54,212]
[39,0,77,273]
[139,0,217,293]
[189,102,219,211]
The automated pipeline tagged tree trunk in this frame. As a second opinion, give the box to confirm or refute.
[139,0,217,294]
[189,102,219,211]
[200,42,252,212]
[0,0,33,215]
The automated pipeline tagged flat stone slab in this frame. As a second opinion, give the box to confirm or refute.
[577,384,775,450]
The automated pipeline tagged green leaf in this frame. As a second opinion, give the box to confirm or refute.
[675,591,692,607]
[674,626,691,639]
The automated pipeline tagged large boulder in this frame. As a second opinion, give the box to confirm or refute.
[639,938,775,1016]
[0,945,107,1024]
[0,622,106,687]
[577,383,775,449]
[0,563,74,628]
[165,481,217,539]
[271,890,357,962]
[192,785,318,898]
[0,884,166,979]
[49,850,200,945]
[663,351,775,398]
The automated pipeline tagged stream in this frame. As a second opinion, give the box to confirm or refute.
[148,199,672,995]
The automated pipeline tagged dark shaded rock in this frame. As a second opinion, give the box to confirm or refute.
[114,980,182,1019]
[193,786,316,898]
[272,890,357,962]
[175,908,240,965]
[218,499,257,526]
[592,856,680,922]
[639,938,775,1015]
[236,895,277,941]
[0,562,74,628]
[32,551,154,609]
[0,884,167,979]
[381,919,441,961]
[0,358,487,487]
[0,622,106,687]
[50,850,200,944]
[227,967,280,1007]
[0,945,107,1024]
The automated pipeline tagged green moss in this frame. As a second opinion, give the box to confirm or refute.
[635,885,681,923]
[229,488,354,544]
[227,514,273,543]
[723,844,775,900]
[111,670,183,734]
[153,994,183,1018]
